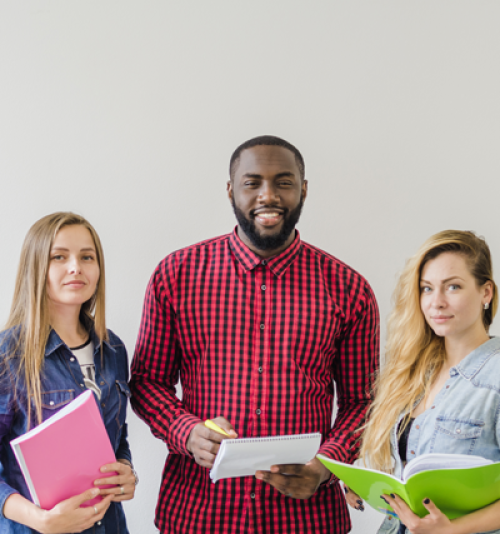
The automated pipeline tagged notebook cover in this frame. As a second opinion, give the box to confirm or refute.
[11,390,116,509]
[317,453,500,519]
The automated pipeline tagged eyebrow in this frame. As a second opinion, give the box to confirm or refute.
[420,276,465,284]
[50,247,96,252]
[242,172,296,179]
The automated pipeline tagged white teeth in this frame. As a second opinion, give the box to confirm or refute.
[258,213,280,219]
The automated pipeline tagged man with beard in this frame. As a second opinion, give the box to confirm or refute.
[130,136,379,534]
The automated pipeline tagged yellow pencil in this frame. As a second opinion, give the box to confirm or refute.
[204,419,231,437]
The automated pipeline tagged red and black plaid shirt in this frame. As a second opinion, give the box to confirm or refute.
[130,228,379,533]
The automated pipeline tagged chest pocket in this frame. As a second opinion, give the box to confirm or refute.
[41,390,75,421]
[431,417,484,455]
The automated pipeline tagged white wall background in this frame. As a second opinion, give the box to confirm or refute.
[1,2,499,532]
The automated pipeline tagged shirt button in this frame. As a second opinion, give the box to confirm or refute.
[101,403,106,408]
[446,385,450,389]
[410,450,415,455]
[97,521,101,525]
[416,425,420,429]
[261,260,267,265]
[258,366,263,373]
[431,406,435,409]
[100,381,105,386]
[260,324,265,330]
[251,492,256,499]
[80,384,84,388]
[49,401,55,406]
[70,357,75,362]
[256,409,261,415]
[261,285,266,291]
[456,429,461,434]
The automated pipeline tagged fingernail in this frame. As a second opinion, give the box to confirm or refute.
[390,494,395,499]
[91,488,100,496]
[356,499,363,505]
[380,496,388,504]
[424,498,430,504]
[358,506,365,512]
[343,486,348,494]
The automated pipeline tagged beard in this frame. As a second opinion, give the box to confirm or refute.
[231,195,304,252]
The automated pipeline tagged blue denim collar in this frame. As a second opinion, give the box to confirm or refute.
[453,336,500,380]
[44,326,115,357]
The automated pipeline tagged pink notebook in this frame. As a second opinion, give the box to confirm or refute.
[11,389,117,509]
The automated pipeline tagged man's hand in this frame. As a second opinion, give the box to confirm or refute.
[255,457,330,499]
[186,417,237,468]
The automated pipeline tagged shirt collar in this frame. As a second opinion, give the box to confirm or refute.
[454,336,500,379]
[228,226,302,278]
[45,325,114,357]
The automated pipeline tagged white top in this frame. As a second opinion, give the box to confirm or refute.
[70,338,101,400]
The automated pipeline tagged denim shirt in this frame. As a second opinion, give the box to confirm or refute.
[378,337,500,534]
[0,326,132,534]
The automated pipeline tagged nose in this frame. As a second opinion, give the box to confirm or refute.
[68,257,82,274]
[431,289,446,309]
[258,181,279,204]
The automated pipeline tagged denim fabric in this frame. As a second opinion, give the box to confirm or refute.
[378,337,500,534]
[0,326,131,534]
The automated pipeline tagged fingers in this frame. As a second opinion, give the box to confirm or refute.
[94,467,134,488]
[187,420,236,468]
[422,497,438,515]
[255,462,323,500]
[343,486,364,511]
[382,493,415,525]
[211,416,238,438]
[67,487,101,507]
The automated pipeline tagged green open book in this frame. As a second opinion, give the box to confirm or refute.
[317,453,500,519]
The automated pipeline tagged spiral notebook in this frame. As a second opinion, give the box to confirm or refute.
[209,432,321,483]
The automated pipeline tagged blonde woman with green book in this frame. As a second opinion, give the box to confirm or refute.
[349,230,500,534]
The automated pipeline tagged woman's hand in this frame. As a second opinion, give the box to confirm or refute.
[343,485,365,511]
[94,459,137,502]
[382,494,453,534]
[4,488,113,534]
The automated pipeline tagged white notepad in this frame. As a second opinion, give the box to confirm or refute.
[209,432,322,483]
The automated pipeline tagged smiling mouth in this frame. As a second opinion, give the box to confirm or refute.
[253,210,285,226]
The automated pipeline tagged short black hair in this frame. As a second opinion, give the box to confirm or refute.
[229,135,305,180]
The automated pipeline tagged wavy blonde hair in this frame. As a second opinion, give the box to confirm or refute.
[360,230,498,471]
[3,212,107,425]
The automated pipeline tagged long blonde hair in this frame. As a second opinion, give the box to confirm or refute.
[3,212,107,425]
[360,230,498,471]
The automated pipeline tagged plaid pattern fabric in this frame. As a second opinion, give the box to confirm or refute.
[130,228,379,533]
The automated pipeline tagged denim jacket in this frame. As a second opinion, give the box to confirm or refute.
[378,337,500,534]
[0,326,131,534]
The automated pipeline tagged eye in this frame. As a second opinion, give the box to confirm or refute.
[50,254,64,261]
[278,181,292,187]
[420,286,432,293]
[448,284,460,291]
[82,255,96,261]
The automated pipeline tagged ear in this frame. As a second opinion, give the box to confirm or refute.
[301,179,308,201]
[227,180,233,202]
[483,280,494,306]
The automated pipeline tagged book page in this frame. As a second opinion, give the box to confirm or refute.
[210,433,321,483]
[403,453,492,481]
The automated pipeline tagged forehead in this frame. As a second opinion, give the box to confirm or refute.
[53,225,95,247]
[421,252,471,279]
[234,145,299,178]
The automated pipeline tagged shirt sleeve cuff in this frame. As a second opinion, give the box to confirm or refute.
[169,413,204,455]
